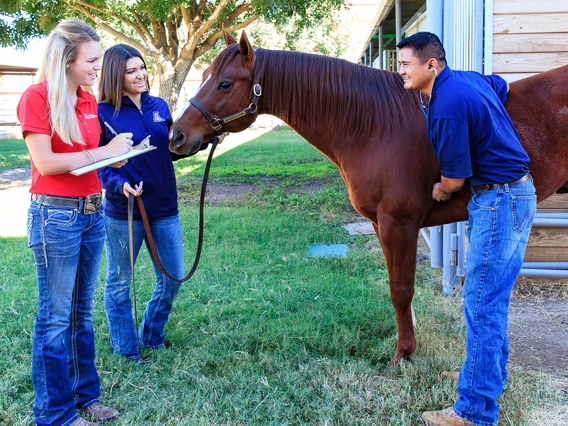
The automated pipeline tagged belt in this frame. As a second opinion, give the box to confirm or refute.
[31,192,103,215]
[472,173,530,193]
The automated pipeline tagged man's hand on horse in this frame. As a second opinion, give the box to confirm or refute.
[432,183,452,201]
[432,177,464,201]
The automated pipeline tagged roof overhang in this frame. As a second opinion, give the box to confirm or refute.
[0,64,38,76]
[355,0,426,63]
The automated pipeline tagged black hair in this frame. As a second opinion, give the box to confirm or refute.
[396,32,447,66]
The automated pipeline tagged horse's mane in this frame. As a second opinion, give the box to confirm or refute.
[255,48,420,141]
[210,45,421,142]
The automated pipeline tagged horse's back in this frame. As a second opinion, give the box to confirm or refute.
[506,65,568,200]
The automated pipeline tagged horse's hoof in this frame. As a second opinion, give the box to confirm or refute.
[383,363,402,376]
[387,358,401,367]
[387,351,411,367]
[387,352,411,367]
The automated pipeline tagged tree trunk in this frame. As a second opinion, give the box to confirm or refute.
[157,59,195,114]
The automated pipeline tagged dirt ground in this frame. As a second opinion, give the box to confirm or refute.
[509,279,568,375]
[1,167,567,377]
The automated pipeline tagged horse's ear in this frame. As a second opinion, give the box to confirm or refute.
[223,25,237,46]
[238,30,255,63]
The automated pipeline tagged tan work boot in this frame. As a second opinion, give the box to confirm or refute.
[441,371,459,381]
[70,417,99,426]
[420,407,476,425]
[81,402,120,422]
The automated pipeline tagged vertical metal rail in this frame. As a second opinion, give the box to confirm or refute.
[424,0,485,296]
[378,25,384,69]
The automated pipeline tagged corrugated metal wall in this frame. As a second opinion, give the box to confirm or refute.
[443,0,484,72]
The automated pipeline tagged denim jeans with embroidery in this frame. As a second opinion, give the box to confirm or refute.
[103,215,184,360]
[454,179,536,426]
[28,200,105,426]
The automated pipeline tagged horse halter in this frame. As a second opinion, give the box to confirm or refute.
[189,82,262,136]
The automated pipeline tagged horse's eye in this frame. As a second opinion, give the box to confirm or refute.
[219,81,232,91]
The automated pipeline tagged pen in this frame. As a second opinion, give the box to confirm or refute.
[104,121,118,136]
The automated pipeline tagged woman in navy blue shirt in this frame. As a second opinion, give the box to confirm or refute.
[98,44,185,362]
[398,32,536,426]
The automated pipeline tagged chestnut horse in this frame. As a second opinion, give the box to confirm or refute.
[169,31,568,365]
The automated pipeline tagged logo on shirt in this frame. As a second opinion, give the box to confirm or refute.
[84,113,98,119]
[153,111,166,122]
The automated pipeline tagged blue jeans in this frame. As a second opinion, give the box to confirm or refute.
[104,215,184,360]
[454,179,536,426]
[27,200,105,426]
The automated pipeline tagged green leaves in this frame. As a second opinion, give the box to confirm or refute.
[0,0,69,48]
[0,1,347,109]
[252,0,344,28]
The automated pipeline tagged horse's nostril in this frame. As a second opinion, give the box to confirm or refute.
[172,130,186,148]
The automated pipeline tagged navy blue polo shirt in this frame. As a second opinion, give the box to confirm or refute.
[98,92,179,220]
[426,67,530,187]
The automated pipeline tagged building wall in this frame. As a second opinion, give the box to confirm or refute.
[0,74,36,138]
[406,11,428,35]
[490,0,568,263]
[492,0,568,82]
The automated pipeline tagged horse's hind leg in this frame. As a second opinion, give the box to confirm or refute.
[374,219,420,365]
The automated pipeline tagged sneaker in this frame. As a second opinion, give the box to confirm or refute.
[420,407,476,425]
[81,402,120,422]
[70,417,99,426]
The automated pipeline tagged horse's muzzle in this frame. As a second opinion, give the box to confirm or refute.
[170,130,202,155]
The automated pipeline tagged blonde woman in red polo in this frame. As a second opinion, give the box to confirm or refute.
[17,18,132,426]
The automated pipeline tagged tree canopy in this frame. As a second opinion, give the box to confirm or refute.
[0,0,346,109]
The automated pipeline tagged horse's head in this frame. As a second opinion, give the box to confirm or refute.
[169,30,259,155]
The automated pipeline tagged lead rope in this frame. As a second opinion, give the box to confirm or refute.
[127,193,140,351]
[128,137,219,344]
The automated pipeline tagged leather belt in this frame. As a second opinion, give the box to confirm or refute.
[31,192,103,215]
[472,173,530,193]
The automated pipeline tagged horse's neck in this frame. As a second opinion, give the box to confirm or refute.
[255,51,351,160]
[254,49,415,164]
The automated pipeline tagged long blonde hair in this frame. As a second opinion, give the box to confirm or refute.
[38,18,100,145]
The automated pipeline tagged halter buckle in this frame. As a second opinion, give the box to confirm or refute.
[210,119,223,132]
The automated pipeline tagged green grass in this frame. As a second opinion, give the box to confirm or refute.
[1,128,566,425]
[0,138,29,172]
[175,127,338,180]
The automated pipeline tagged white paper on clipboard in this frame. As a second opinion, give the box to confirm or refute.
[70,145,157,176]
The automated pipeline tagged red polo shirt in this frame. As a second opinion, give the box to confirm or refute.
[17,81,102,197]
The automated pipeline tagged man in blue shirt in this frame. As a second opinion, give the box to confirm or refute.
[397,32,536,426]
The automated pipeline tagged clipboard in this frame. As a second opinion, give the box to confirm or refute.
[70,145,157,176]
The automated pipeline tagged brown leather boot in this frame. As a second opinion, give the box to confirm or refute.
[82,402,120,422]
[70,417,99,426]
[420,407,477,425]
[441,371,459,381]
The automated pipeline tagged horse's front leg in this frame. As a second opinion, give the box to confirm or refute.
[374,218,420,365]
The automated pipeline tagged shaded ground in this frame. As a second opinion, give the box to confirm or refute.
[196,176,333,206]
[1,167,567,375]
[509,279,568,375]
